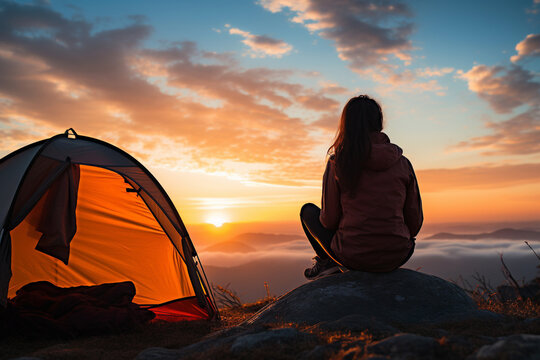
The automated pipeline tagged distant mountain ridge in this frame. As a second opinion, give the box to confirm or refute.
[201,232,304,253]
[229,233,303,246]
[425,228,540,241]
[203,240,257,253]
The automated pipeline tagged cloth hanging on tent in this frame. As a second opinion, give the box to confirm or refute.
[32,162,80,264]
[0,230,11,307]
[0,159,80,304]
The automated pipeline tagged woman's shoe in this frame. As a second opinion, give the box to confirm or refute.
[304,256,341,280]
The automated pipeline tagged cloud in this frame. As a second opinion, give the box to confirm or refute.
[312,112,338,132]
[258,1,450,94]
[318,81,349,95]
[295,91,341,112]
[417,163,540,192]
[0,0,341,185]
[458,64,540,114]
[369,67,454,95]
[527,0,540,14]
[228,27,293,58]
[258,0,414,71]
[452,108,540,156]
[416,67,454,78]
[259,0,453,95]
[372,69,447,95]
[456,61,540,156]
[511,34,540,62]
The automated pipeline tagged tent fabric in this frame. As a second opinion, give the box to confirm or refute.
[41,138,136,167]
[40,138,184,244]
[0,133,217,320]
[147,297,211,321]
[0,144,42,230]
[9,156,72,227]
[10,165,195,305]
[115,169,185,255]
[0,231,11,304]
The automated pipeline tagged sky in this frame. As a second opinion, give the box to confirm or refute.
[0,0,539,229]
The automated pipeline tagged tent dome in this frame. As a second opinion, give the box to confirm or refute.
[0,129,217,321]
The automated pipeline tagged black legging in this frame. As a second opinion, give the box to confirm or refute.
[300,203,342,265]
[300,202,416,270]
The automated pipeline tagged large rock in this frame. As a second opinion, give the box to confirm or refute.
[367,333,440,359]
[246,269,498,326]
[474,334,540,360]
[316,314,399,337]
[230,327,312,352]
[135,327,315,360]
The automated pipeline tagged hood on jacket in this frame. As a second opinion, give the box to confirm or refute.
[365,132,403,171]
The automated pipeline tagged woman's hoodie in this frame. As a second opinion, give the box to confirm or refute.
[320,131,423,272]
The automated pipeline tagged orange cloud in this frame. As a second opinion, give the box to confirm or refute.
[295,91,341,112]
[369,68,447,95]
[423,184,540,223]
[418,163,540,223]
[416,163,540,192]
[458,65,539,114]
[416,67,454,78]
[228,27,293,58]
[0,1,343,186]
[318,82,349,95]
[453,108,540,156]
[511,34,540,62]
[455,63,540,156]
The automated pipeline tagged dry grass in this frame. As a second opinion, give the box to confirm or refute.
[476,296,540,318]
[456,245,540,319]
[460,275,540,319]
[213,284,243,309]
[217,296,276,328]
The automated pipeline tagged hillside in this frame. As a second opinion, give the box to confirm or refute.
[425,228,540,241]
[226,232,303,247]
[203,240,256,253]
[204,258,310,302]
[201,232,304,254]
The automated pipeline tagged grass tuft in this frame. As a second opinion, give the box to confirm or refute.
[476,296,540,319]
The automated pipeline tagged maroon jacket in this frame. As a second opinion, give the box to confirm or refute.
[320,132,423,272]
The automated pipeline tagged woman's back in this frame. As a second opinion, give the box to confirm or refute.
[301,95,422,280]
[320,132,422,272]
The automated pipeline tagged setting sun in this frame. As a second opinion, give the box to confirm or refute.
[205,215,228,228]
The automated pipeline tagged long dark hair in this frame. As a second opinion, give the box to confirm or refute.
[328,95,383,192]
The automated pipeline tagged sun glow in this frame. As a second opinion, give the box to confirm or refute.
[206,214,228,227]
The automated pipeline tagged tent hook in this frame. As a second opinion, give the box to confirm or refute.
[64,128,78,139]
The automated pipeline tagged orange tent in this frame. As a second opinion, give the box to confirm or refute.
[0,129,217,321]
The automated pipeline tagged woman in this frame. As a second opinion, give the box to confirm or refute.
[301,95,423,280]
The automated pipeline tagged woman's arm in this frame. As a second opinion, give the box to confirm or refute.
[404,158,423,238]
[319,158,341,230]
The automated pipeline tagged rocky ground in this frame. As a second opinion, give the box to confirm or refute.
[134,269,540,360]
[3,269,540,360]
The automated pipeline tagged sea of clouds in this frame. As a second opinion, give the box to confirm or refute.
[200,237,540,302]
